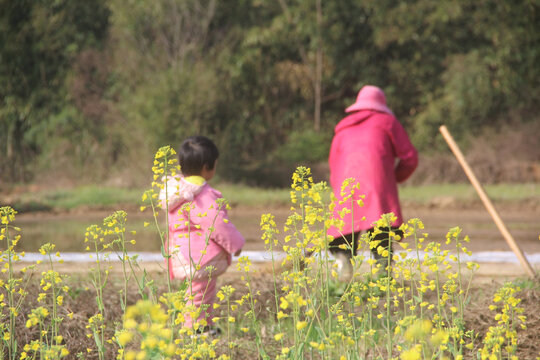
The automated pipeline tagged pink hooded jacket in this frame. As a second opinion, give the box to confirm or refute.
[159,176,245,278]
[328,110,418,237]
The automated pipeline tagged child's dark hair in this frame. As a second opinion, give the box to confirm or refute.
[178,135,219,176]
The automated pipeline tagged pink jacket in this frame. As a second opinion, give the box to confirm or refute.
[328,110,418,237]
[159,177,245,278]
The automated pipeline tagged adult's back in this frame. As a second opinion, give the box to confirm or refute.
[328,85,418,237]
[329,110,417,235]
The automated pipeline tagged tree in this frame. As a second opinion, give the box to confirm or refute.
[0,0,109,182]
[364,0,540,148]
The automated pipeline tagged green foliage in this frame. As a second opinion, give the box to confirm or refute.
[10,186,144,212]
[0,0,110,182]
[1,0,539,185]
[365,0,540,148]
[274,129,331,163]
[123,64,222,150]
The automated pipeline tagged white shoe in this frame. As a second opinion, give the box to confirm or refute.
[334,252,353,282]
[192,326,222,339]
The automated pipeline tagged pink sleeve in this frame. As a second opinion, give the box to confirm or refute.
[198,192,245,255]
[208,206,245,255]
[388,118,418,183]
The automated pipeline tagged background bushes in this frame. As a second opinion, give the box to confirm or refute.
[1,0,538,187]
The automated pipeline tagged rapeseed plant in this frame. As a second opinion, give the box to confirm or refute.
[119,300,177,359]
[104,210,158,305]
[1,157,535,359]
[142,145,181,293]
[84,223,113,359]
[237,166,520,359]
[1,208,71,360]
[20,337,69,360]
[82,210,159,359]
[0,206,21,359]
[116,146,232,359]
[1,206,35,360]
[235,257,268,358]
[23,243,71,359]
[480,282,526,360]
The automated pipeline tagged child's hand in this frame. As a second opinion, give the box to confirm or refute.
[234,249,242,256]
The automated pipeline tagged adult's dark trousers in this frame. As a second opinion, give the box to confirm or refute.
[328,226,403,259]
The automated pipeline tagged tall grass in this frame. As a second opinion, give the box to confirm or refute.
[6,182,539,212]
[10,186,144,212]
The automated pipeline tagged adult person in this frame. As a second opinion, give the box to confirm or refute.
[327,85,418,280]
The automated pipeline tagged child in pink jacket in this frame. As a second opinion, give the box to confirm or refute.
[159,135,245,335]
[328,85,418,279]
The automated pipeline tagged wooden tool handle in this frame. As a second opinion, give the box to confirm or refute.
[439,125,536,278]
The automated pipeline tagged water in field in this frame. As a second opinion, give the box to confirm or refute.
[7,204,540,256]
[9,207,271,253]
[11,212,162,252]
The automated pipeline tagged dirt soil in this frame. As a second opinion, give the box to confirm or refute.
[8,264,540,360]
[5,201,540,359]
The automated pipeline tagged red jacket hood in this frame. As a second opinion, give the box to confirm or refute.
[334,110,379,134]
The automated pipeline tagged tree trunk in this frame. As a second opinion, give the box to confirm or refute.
[314,0,322,132]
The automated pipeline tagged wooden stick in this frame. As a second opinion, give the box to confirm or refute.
[439,125,536,279]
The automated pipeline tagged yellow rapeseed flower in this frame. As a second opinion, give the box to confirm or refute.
[400,344,422,360]
[280,297,289,310]
[277,311,288,320]
[117,331,133,346]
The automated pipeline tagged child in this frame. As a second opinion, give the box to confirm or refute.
[159,135,245,335]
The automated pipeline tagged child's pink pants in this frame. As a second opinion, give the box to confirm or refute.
[171,250,229,328]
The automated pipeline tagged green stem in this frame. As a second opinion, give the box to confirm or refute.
[269,240,284,347]
[164,157,172,293]
[385,228,393,356]
[245,271,269,359]
[413,223,424,319]
[6,232,16,360]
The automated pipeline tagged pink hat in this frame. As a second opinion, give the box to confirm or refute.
[345,85,394,115]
